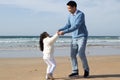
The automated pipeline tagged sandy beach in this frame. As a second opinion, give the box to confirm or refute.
[0,42,120,80]
[0,55,120,80]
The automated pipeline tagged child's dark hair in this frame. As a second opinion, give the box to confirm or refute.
[67,1,77,7]
[39,32,49,51]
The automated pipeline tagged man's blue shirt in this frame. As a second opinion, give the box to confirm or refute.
[59,10,88,38]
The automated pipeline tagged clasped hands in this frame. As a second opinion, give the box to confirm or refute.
[57,31,64,35]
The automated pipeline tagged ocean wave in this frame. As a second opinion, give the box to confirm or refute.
[0,36,120,49]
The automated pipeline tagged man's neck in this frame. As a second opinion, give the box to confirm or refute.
[72,9,77,15]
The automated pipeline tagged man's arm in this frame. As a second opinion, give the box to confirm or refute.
[63,13,84,34]
[58,16,71,31]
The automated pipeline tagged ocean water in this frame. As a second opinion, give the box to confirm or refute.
[0,36,120,50]
[0,36,120,58]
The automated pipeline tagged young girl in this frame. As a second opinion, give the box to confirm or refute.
[39,32,59,80]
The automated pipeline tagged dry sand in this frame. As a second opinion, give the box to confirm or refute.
[0,56,120,80]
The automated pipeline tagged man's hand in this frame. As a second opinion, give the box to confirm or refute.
[57,31,64,35]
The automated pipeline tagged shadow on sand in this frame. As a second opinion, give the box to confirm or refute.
[54,74,120,80]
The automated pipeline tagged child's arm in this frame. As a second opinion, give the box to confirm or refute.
[48,33,59,45]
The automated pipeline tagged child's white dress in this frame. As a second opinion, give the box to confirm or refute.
[42,33,59,79]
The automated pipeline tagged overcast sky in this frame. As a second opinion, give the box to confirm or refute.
[0,0,120,36]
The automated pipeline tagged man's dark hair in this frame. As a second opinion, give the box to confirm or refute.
[67,1,77,7]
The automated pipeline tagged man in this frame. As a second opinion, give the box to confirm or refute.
[58,1,89,78]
